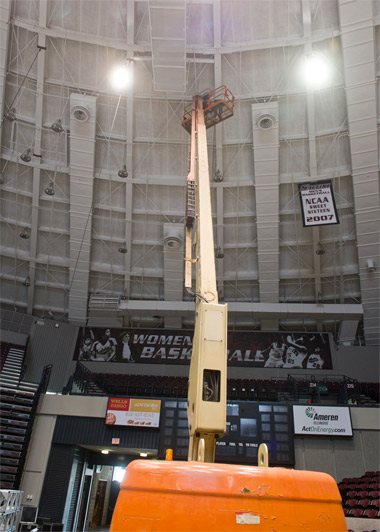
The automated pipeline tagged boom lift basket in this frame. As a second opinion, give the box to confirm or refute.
[182,85,235,133]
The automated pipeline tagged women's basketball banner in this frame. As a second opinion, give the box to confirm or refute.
[298,180,339,227]
[75,328,332,369]
[105,397,161,427]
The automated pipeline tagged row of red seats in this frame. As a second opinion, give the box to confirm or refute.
[341,473,380,483]
[340,482,380,492]
[345,498,380,510]
[344,508,379,518]
[345,490,379,500]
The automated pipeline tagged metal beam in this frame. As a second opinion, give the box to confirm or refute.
[213,0,225,300]
[302,0,323,328]
[0,0,11,151]
[27,0,48,314]
[119,298,363,321]
[123,0,135,309]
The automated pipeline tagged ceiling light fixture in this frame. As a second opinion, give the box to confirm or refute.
[110,62,134,91]
[5,108,16,121]
[302,52,331,89]
[20,229,30,239]
[51,118,64,133]
[215,247,224,259]
[101,450,109,455]
[214,169,223,182]
[20,148,32,162]
[45,182,55,196]
[23,276,31,287]
[118,164,128,178]
[315,242,325,255]
[118,245,128,253]
[139,452,148,457]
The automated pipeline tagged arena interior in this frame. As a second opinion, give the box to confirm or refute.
[0,1,379,531]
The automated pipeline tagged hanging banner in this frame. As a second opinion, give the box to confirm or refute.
[293,405,352,436]
[298,181,339,227]
[105,397,161,427]
[75,328,333,369]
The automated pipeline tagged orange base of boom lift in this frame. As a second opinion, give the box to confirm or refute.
[110,460,347,532]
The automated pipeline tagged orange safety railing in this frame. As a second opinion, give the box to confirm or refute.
[182,85,235,133]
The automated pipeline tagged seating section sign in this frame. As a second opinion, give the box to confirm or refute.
[75,328,333,369]
[105,397,161,428]
[293,405,352,436]
[298,180,339,227]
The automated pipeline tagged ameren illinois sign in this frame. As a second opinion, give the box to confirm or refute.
[298,181,339,227]
[293,405,352,436]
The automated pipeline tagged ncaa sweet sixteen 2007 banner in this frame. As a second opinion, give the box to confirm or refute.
[74,328,332,369]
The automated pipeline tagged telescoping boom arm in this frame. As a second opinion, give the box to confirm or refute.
[110,85,347,532]
[182,86,234,463]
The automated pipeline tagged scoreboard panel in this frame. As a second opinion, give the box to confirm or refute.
[158,400,294,466]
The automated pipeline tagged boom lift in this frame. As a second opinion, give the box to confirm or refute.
[110,87,347,532]
[183,86,234,464]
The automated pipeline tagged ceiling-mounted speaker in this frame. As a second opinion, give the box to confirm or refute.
[163,226,183,250]
[71,103,91,122]
[256,112,276,130]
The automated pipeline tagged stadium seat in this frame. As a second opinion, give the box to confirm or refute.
[369,499,380,510]
[357,499,371,509]
[345,490,357,498]
[369,490,379,499]
[356,490,368,498]
[345,499,358,508]
[348,508,363,517]
[362,508,377,519]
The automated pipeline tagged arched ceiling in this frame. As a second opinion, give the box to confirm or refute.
[0,0,378,345]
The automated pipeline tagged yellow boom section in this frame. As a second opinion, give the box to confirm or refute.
[182,88,234,463]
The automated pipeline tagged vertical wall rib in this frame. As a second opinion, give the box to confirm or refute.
[339,0,380,345]
[252,103,280,330]
[68,94,97,324]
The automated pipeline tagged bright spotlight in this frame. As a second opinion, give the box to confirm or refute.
[110,64,133,91]
[302,53,331,89]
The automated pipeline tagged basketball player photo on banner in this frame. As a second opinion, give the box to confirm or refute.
[298,180,339,227]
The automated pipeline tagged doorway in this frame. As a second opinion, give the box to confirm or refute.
[92,480,107,527]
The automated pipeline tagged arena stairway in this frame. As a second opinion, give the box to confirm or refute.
[0,341,45,490]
